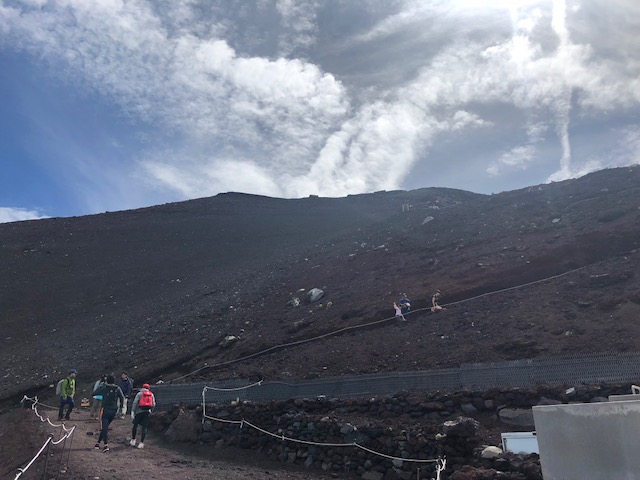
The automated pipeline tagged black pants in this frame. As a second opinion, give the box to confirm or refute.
[58,396,74,419]
[98,408,117,445]
[132,411,150,442]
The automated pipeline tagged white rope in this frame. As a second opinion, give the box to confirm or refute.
[435,457,446,480]
[23,396,73,432]
[353,443,441,464]
[202,413,242,425]
[203,410,441,463]
[203,379,263,392]
[242,419,355,448]
[13,398,77,479]
[51,425,76,445]
[14,436,52,480]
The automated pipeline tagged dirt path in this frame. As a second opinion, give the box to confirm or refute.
[10,405,334,480]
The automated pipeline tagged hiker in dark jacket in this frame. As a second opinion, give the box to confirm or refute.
[398,293,411,315]
[129,383,156,449]
[93,375,125,452]
[118,371,134,417]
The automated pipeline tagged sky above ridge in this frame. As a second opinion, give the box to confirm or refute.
[1,0,639,223]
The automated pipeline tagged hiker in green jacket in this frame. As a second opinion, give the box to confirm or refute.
[58,369,77,420]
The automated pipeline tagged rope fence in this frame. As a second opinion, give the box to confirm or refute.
[15,396,76,480]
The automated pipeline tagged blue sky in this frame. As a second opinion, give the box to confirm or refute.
[1,0,639,223]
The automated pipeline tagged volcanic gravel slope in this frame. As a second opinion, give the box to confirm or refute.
[1,167,640,404]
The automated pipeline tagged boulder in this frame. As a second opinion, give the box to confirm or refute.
[218,335,238,348]
[461,402,478,415]
[498,408,535,427]
[481,446,503,459]
[442,417,480,437]
[340,423,355,434]
[307,288,324,303]
[164,409,200,443]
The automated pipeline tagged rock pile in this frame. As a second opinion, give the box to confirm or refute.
[152,383,631,479]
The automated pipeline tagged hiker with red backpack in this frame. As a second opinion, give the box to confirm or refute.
[129,383,156,449]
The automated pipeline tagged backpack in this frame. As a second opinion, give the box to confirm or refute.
[139,390,154,408]
[55,379,65,396]
[101,385,120,408]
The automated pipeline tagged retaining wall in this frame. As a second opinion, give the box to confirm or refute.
[150,352,640,408]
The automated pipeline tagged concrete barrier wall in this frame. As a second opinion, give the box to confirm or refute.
[533,400,640,480]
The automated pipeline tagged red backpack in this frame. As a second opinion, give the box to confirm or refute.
[139,390,154,408]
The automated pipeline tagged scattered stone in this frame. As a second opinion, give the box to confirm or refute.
[442,417,479,437]
[461,402,478,415]
[287,297,301,307]
[481,446,503,459]
[307,288,324,303]
[218,335,238,348]
[498,408,535,427]
[339,423,355,434]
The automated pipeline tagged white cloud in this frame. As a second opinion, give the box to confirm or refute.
[276,0,319,57]
[488,145,537,176]
[1,0,640,211]
[0,207,48,223]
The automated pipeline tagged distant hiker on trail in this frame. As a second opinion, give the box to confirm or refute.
[90,374,107,420]
[130,383,156,449]
[398,293,411,315]
[93,374,125,453]
[393,302,406,321]
[431,290,443,312]
[118,371,134,418]
[57,369,77,421]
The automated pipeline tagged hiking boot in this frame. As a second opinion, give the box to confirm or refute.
[137,442,144,449]
[94,443,100,450]
[129,439,136,447]
[103,445,110,453]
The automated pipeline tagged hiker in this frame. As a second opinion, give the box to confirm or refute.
[90,374,107,420]
[130,383,156,449]
[393,302,406,321]
[93,374,125,452]
[398,293,411,315]
[118,371,134,418]
[57,369,77,421]
[431,290,443,312]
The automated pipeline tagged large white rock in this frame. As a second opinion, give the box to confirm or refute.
[307,288,324,303]
[481,446,503,459]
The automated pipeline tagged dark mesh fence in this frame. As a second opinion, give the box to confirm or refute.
[150,352,640,408]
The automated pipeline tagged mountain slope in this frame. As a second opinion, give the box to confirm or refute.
[1,167,639,402]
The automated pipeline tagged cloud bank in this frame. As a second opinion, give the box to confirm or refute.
[1,0,639,215]
[0,207,48,224]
